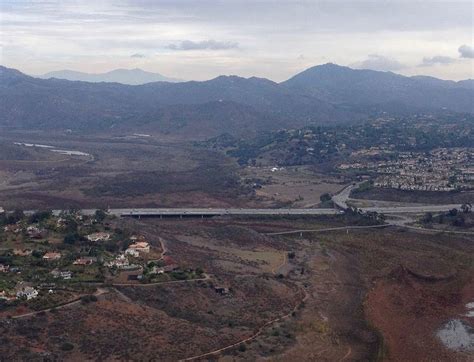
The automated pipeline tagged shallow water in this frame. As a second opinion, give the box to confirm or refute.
[14,142,54,148]
[50,149,91,157]
[437,319,474,352]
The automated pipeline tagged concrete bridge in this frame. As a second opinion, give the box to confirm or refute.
[100,208,342,218]
[46,204,464,218]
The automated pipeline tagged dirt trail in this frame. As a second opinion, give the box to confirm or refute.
[10,288,108,319]
[180,287,309,361]
[111,273,211,287]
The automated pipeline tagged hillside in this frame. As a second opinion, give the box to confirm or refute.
[1,64,473,137]
[283,63,474,114]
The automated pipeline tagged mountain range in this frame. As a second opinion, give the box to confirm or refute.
[39,68,181,85]
[1,64,473,138]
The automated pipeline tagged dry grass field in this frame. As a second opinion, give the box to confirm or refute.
[0,131,250,209]
[241,165,343,207]
[0,132,343,210]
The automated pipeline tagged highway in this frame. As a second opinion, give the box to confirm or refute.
[36,184,464,218]
[331,183,464,214]
[75,208,342,217]
[363,204,463,214]
[47,204,464,218]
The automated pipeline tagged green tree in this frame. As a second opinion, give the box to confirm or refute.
[94,209,107,223]
[64,232,80,245]
[320,193,332,203]
[422,212,433,224]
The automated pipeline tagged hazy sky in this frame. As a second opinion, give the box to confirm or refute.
[1,0,473,81]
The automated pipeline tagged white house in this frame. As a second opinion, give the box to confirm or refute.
[125,248,140,257]
[86,232,111,242]
[16,286,39,300]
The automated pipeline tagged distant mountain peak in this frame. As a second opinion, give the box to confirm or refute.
[39,68,182,85]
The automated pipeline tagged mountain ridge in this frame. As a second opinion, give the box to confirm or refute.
[1,64,472,138]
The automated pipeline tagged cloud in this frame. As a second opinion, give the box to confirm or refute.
[419,55,455,67]
[458,44,474,59]
[130,53,146,58]
[167,40,239,51]
[351,54,405,72]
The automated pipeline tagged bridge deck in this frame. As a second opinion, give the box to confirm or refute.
[44,204,463,218]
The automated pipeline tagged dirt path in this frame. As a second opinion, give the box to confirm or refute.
[401,224,474,235]
[265,224,388,236]
[111,273,211,287]
[271,252,288,275]
[10,288,108,319]
[180,287,309,361]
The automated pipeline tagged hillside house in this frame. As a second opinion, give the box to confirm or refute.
[4,224,21,234]
[214,286,230,295]
[43,252,61,260]
[13,249,32,256]
[128,241,150,253]
[86,232,111,242]
[0,291,10,300]
[125,248,140,257]
[16,286,39,300]
[106,254,130,269]
[73,256,97,265]
[51,270,72,280]
[27,225,45,239]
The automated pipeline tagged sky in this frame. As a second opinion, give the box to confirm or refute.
[0,0,473,81]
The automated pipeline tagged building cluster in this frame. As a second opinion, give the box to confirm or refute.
[105,236,150,269]
[0,208,158,304]
[340,148,473,191]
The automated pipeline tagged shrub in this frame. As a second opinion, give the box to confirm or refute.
[238,344,247,352]
[61,342,74,351]
[80,294,98,304]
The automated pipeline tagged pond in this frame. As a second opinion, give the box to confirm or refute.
[436,319,474,352]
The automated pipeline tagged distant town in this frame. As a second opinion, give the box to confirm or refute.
[339,147,473,191]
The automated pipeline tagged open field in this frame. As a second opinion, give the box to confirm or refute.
[0,132,346,211]
[0,132,249,210]
[241,165,343,207]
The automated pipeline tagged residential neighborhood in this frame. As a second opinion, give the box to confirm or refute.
[339,147,474,192]
[0,209,202,312]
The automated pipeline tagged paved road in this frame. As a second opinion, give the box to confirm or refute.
[56,208,342,217]
[331,183,463,214]
[46,204,465,218]
[332,183,357,209]
[363,204,463,214]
